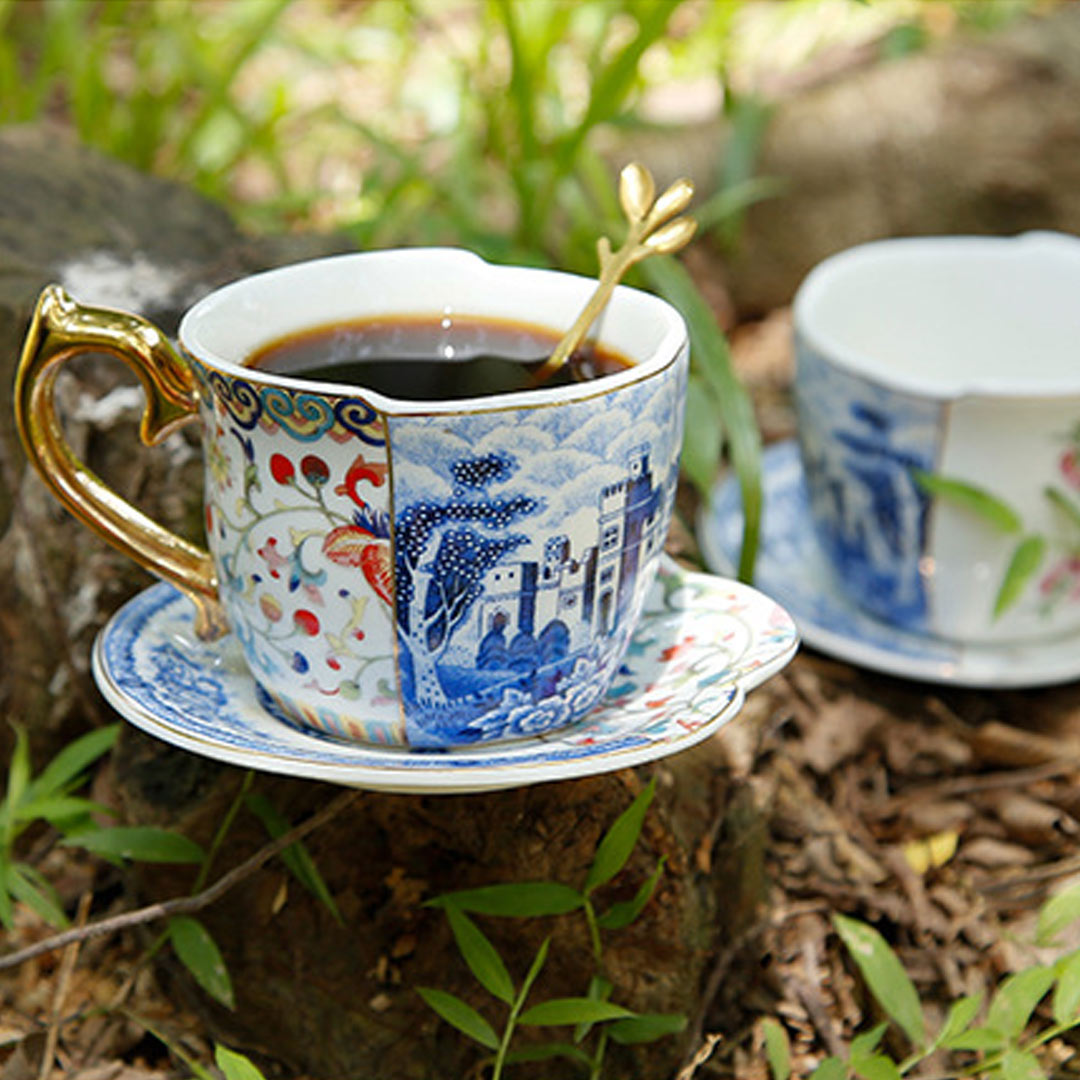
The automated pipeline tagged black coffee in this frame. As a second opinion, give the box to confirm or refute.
[247,314,632,401]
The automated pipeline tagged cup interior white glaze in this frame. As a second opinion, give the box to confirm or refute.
[180,248,686,408]
[794,232,1080,399]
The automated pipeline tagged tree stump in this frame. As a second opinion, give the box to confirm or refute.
[110,727,774,1079]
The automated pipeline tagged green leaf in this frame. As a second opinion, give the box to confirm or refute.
[244,793,341,924]
[1045,486,1080,533]
[64,826,204,863]
[850,1022,888,1060]
[518,998,635,1027]
[9,862,69,928]
[942,1026,1008,1052]
[584,777,656,895]
[575,973,613,1044]
[215,1044,268,1080]
[1001,1047,1046,1080]
[597,855,666,930]
[934,992,984,1047]
[679,377,723,497]
[809,1057,848,1080]
[1053,949,1080,1025]
[417,987,499,1050]
[169,916,234,1009]
[429,882,584,917]
[608,1012,687,1045]
[4,725,31,847]
[19,796,115,830]
[994,535,1047,618]
[0,863,14,930]
[26,724,119,802]
[1037,881,1080,945]
[911,471,1022,533]
[987,966,1055,1038]
[446,904,514,1005]
[762,1017,791,1080]
[644,256,762,582]
[852,1055,902,1080]
[833,913,925,1048]
[521,936,550,1004]
[504,1042,593,1068]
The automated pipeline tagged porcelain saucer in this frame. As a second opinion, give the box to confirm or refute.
[699,440,1080,688]
[92,558,798,794]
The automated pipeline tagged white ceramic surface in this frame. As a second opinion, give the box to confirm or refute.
[793,232,1080,646]
[92,558,799,793]
[699,441,1080,688]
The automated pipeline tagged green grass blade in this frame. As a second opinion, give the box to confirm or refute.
[680,376,725,497]
[596,855,666,930]
[762,1017,791,1080]
[215,1045,268,1080]
[608,1012,687,1045]
[1045,485,1080,533]
[26,724,119,803]
[417,987,499,1050]
[1038,882,1080,945]
[169,915,235,1009]
[986,966,1055,1039]
[642,255,762,580]
[9,862,69,929]
[4,725,31,850]
[518,998,636,1027]
[244,793,342,924]
[555,0,675,179]
[446,904,515,1005]
[584,776,656,895]
[912,470,1022,533]
[1053,950,1080,1025]
[429,882,584,917]
[994,534,1047,618]
[65,826,204,864]
[504,1041,592,1067]
[833,913,925,1049]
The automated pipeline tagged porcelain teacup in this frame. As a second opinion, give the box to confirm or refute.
[793,232,1080,646]
[15,249,688,746]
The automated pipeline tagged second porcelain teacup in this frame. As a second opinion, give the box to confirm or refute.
[15,249,688,746]
[794,232,1080,645]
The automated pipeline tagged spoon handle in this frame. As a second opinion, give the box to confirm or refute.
[531,163,696,385]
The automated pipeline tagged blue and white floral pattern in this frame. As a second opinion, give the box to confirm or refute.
[92,559,798,793]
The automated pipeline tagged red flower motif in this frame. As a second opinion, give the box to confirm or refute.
[293,609,320,636]
[270,454,295,484]
[301,454,330,486]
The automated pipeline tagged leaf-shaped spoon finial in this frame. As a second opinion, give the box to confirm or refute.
[531,162,695,385]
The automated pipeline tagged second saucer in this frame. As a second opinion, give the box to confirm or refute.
[699,441,1080,689]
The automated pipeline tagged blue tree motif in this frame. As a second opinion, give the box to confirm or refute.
[395,452,540,708]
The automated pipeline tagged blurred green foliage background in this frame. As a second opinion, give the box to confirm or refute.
[0,0,1045,575]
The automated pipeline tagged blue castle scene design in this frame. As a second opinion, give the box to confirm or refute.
[384,382,678,751]
[795,344,943,632]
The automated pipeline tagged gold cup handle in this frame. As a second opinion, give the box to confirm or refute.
[14,285,228,639]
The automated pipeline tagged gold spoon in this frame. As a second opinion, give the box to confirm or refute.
[530,161,697,386]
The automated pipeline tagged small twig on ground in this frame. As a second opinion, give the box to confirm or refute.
[681,914,770,1068]
[0,788,361,972]
[870,761,1080,818]
[39,891,93,1080]
[676,1033,722,1080]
